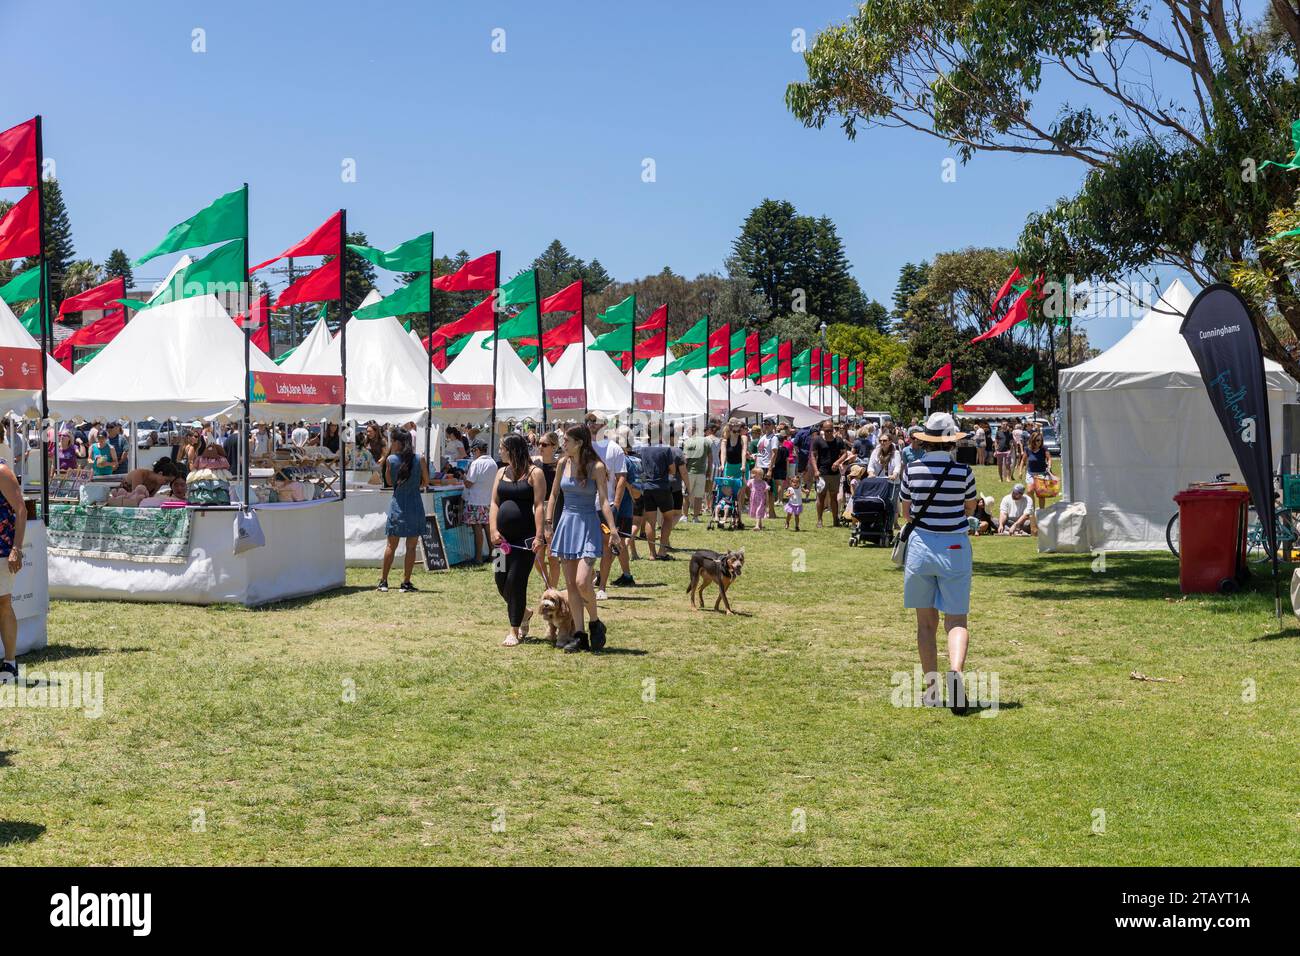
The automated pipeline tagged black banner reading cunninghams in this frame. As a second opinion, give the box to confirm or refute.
[1180,284,1276,554]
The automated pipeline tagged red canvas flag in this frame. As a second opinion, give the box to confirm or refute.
[707,323,731,349]
[634,328,667,360]
[55,307,127,366]
[233,293,270,331]
[779,340,792,379]
[540,280,582,314]
[707,343,731,368]
[432,251,498,292]
[989,267,1022,319]
[522,312,584,350]
[0,189,40,260]
[620,351,633,373]
[839,355,849,385]
[929,362,953,397]
[251,320,270,354]
[250,211,342,273]
[432,344,447,372]
[636,304,667,332]
[58,276,127,318]
[275,256,341,307]
[856,363,864,390]
[822,350,833,385]
[435,293,496,339]
[971,286,1032,343]
[0,119,38,189]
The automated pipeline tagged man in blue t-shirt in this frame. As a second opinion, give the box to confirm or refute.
[635,434,681,561]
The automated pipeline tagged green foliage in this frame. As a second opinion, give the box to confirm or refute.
[102,248,134,290]
[21,179,75,312]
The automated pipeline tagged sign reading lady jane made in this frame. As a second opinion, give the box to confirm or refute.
[0,345,44,390]
[249,370,345,405]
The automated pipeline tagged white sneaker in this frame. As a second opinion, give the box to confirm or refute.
[596,588,608,601]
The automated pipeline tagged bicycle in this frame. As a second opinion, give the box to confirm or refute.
[1165,474,1233,558]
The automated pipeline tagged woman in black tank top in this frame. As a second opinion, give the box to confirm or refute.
[492,434,547,647]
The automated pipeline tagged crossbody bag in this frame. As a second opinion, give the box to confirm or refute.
[891,460,956,567]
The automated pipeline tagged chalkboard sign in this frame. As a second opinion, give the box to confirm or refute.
[419,514,449,571]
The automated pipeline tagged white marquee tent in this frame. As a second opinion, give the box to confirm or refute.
[0,298,72,416]
[541,328,632,417]
[276,315,332,374]
[301,314,437,425]
[440,330,542,421]
[958,371,1033,415]
[632,354,707,422]
[1059,278,1299,550]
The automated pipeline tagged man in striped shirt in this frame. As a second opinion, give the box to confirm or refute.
[898,413,978,714]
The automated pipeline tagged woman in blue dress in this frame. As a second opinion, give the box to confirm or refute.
[541,425,619,652]
[379,428,429,593]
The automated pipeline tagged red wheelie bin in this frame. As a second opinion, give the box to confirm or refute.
[1172,488,1249,594]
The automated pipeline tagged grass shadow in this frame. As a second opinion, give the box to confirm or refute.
[22,645,146,664]
[0,822,44,846]
[250,585,377,612]
[0,751,10,768]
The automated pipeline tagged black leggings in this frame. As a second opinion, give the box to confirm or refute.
[494,547,535,627]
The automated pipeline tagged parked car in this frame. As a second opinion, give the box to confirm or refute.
[136,419,162,448]
[1042,425,1061,457]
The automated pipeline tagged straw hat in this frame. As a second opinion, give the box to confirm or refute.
[910,412,967,443]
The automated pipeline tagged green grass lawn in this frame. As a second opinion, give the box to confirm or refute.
[2,464,1297,865]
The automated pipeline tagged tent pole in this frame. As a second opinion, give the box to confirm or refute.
[338,208,348,502]
[579,283,588,420]
[426,233,435,463]
[536,270,548,428]
[490,250,500,449]
[241,182,251,510]
[35,115,49,522]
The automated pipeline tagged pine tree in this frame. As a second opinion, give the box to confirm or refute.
[891,262,931,332]
[21,179,74,312]
[102,249,134,290]
[582,258,612,294]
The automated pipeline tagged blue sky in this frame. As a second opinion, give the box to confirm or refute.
[4,0,1181,348]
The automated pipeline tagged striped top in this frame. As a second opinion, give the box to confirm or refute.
[899,451,977,533]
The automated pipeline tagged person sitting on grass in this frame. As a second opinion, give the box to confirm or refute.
[998,483,1034,535]
[969,495,994,535]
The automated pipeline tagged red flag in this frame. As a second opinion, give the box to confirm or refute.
[233,294,271,354]
[779,340,793,379]
[0,119,38,189]
[856,362,864,390]
[251,321,270,354]
[620,351,633,373]
[432,252,497,292]
[707,322,730,349]
[521,312,584,350]
[971,286,1032,343]
[636,304,667,331]
[55,308,127,367]
[929,362,953,398]
[275,256,341,307]
[839,355,849,385]
[989,267,1022,319]
[433,294,496,341]
[432,344,447,372]
[250,211,342,273]
[707,344,730,368]
[58,276,126,318]
[540,280,582,314]
[634,329,667,360]
[822,350,833,385]
[0,189,40,260]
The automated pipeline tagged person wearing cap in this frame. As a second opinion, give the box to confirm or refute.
[998,483,1033,535]
[462,437,498,564]
[755,418,781,519]
[898,412,979,714]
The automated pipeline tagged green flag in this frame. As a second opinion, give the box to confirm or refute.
[654,345,707,376]
[74,346,105,369]
[347,233,433,273]
[0,265,41,305]
[588,323,633,352]
[495,302,539,341]
[19,302,40,336]
[791,362,813,385]
[670,316,707,346]
[597,295,635,325]
[353,274,430,319]
[760,335,779,355]
[499,270,536,307]
[402,319,412,333]
[1013,365,1035,397]
[792,347,811,368]
[761,355,778,377]
[446,332,472,358]
[135,186,247,266]
[143,239,246,308]
[274,344,298,366]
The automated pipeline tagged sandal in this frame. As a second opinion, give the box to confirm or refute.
[519,611,532,639]
[502,632,521,647]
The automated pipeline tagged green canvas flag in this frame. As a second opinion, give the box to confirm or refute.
[761,355,778,376]
[135,186,247,266]
[1013,365,1035,397]
[791,363,813,385]
[446,333,472,358]
[0,265,41,305]
[792,347,811,368]
[347,232,433,273]
[19,302,40,335]
[143,239,246,308]
[74,346,105,369]
[635,358,649,372]
[274,344,297,366]
[730,328,747,349]
[113,298,152,312]
[670,316,707,346]
[354,274,430,319]
[597,295,635,325]
[494,302,539,341]
[402,319,412,333]
[588,323,633,352]
[499,270,536,307]
[654,344,708,376]
[760,335,779,355]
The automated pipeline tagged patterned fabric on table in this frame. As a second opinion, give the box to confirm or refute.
[47,504,193,564]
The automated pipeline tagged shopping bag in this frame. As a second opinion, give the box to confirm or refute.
[233,508,266,554]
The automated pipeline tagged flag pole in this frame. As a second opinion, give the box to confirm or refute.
[535,269,548,428]
[629,296,636,432]
[241,182,251,511]
[704,314,710,430]
[579,282,588,420]
[662,304,668,433]
[34,115,49,522]
[426,234,435,463]
[490,250,500,447]
[338,208,348,503]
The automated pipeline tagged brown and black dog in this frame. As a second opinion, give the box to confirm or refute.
[687,548,745,614]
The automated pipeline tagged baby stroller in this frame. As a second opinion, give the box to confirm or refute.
[708,476,744,531]
[849,476,897,547]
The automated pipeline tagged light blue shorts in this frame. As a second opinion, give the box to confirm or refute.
[903,527,972,614]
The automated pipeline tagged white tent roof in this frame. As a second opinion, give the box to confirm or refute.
[301,315,436,425]
[0,298,72,417]
[632,353,706,418]
[1059,278,1299,550]
[48,295,338,423]
[960,371,1028,411]
[542,328,631,416]
[441,331,542,420]
[1061,279,1294,391]
[729,386,823,427]
[276,316,332,374]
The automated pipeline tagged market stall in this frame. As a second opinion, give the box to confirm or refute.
[536,327,630,419]
[46,295,347,606]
